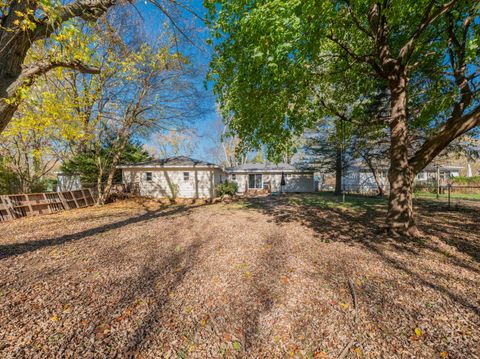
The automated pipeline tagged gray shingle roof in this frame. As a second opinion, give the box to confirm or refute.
[226,162,312,173]
[119,156,219,168]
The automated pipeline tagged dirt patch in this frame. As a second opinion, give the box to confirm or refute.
[0,196,478,358]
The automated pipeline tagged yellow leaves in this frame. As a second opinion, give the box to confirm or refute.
[232,340,241,351]
[12,10,37,32]
[184,306,193,313]
[339,302,349,309]
[410,327,424,342]
[354,347,363,357]
[440,351,449,358]
[50,314,59,322]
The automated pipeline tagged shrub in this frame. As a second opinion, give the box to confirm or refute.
[452,176,480,185]
[413,180,437,194]
[215,181,238,197]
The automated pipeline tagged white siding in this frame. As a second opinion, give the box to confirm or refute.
[282,173,315,192]
[123,168,225,199]
[343,170,389,193]
[229,172,314,193]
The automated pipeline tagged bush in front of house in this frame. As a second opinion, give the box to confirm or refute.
[215,181,238,197]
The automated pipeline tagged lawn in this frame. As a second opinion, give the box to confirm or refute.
[0,195,479,358]
[414,191,480,202]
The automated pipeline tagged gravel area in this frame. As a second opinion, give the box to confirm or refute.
[0,195,478,358]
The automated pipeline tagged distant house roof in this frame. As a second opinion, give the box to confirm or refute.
[226,162,313,173]
[423,164,463,172]
[117,156,220,169]
[349,163,463,172]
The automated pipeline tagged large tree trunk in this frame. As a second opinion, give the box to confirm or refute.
[386,75,419,236]
[334,145,342,196]
[97,138,128,205]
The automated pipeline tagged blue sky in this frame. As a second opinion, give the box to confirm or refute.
[135,0,221,163]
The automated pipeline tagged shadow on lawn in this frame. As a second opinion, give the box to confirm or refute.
[242,228,288,351]
[119,239,204,356]
[0,203,208,260]
[244,194,480,317]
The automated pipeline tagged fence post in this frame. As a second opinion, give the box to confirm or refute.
[58,192,69,211]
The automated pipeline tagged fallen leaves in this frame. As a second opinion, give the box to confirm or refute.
[0,197,478,358]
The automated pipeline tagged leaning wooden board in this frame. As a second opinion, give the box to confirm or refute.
[0,189,95,222]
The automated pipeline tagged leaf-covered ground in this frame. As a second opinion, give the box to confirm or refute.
[0,194,478,358]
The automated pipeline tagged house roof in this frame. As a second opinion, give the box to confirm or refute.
[350,163,463,172]
[117,156,220,169]
[226,162,313,173]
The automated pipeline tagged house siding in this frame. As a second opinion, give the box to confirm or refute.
[123,168,225,199]
[342,170,389,194]
[230,172,314,193]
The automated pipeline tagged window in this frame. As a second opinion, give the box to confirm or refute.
[248,174,263,189]
[416,172,427,181]
[231,174,236,181]
[146,172,153,182]
[183,172,190,181]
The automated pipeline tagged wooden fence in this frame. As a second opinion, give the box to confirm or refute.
[0,189,95,222]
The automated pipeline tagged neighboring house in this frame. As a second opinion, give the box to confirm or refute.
[226,162,315,194]
[415,164,463,183]
[342,166,389,194]
[118,156,225,199]
[342,163,464,194]
[118,157,315,199]
[56,173,82,192]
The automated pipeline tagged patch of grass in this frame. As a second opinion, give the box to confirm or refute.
[414,191,480,201]
[290,192,387,212]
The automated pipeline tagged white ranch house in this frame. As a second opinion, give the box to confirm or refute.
[119,156,315,199]
[226,162,315,194]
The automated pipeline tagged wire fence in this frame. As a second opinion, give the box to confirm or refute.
[414,185,480,210]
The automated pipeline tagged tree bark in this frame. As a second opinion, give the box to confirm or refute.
[386,75,419,236]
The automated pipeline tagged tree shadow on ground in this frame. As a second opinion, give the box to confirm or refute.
[118,239,204,356]
[243,194,480,317]
[241,228,288,352]
[0,203,208,260]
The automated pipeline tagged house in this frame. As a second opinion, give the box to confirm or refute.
[226,162,315,194]
[56,173,82,192]
[118,156,225,199]
[342,166,389,194]
[342,163,464,194]
[415,164,463,183]
[118,157,316,199]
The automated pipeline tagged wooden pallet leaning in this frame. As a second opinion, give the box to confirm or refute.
[0,189,96,222]
[0,196,13,222]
